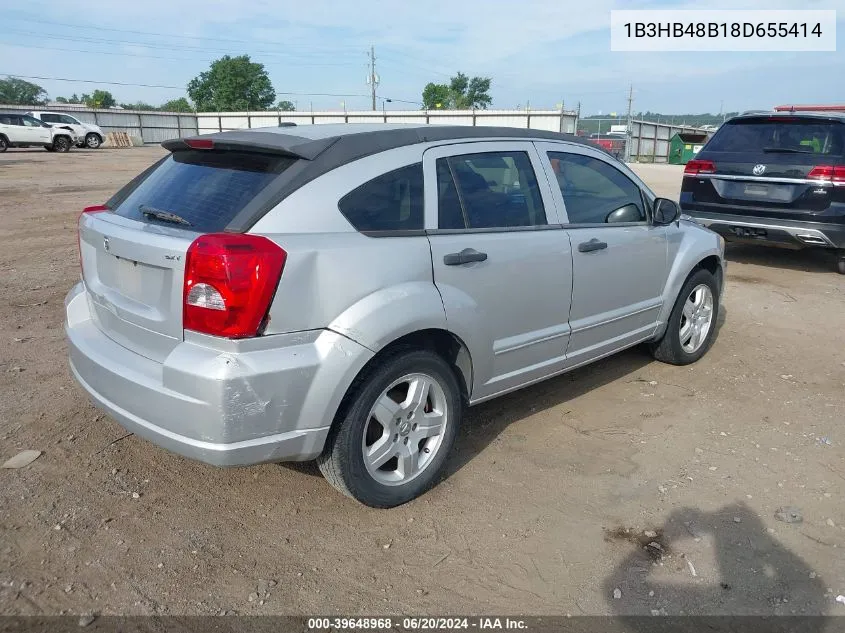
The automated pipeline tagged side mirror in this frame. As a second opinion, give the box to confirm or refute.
[606,203,643,224]
[653,198,681,225]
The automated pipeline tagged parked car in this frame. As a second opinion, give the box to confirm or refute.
[0,112,77,152]
[28,110,104,149]
[65,124,725,507]
[680,111,845,274]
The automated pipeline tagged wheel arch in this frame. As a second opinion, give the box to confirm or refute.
[655,239,724,341]
[327,328,473,440]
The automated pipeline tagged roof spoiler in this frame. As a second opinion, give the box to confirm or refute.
[161,131,336,160]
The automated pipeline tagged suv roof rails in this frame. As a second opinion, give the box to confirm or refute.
[278,122,297,127]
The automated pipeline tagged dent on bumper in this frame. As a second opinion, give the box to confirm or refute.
[64,283,370,466]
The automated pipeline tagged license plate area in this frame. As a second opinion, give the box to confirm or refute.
[743,184,768,197]
[731,226,768,239]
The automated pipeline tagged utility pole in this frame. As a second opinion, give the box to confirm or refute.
[624,83,634,162]
[368,45,378,111]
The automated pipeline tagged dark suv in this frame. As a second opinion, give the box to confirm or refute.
[680,111,845,274]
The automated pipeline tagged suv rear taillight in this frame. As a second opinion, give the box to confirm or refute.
[684,159,716,176]
[78,205,109,276]
[183,234,286,339]
[807,165,845,183]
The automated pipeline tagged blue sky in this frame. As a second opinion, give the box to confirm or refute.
[1,0,843,114]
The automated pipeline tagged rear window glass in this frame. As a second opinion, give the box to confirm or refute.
[338,163,424,233]
[707,118,845,155]
[111,150,295,232]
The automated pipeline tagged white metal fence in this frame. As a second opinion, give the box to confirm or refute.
[0,104,198,143]
[0,104,712,161]
[195,109,579,134]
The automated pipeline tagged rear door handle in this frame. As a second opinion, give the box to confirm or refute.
[578,238,608,253]
[443,248,488,266]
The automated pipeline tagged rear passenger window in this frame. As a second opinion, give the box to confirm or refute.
[436,152,546,229]
[548,152,645,225]
[338,163,424,232]
[41,114,60,123]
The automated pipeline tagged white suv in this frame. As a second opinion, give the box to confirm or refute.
[0,112,78,152]
[28,111,104,149]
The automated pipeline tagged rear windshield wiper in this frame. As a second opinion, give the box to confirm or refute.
[140,205,192,227]
[762,147,814,154]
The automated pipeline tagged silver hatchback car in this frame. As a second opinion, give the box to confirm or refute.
[65,124,725,507]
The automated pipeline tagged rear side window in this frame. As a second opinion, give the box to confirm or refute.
[707,118,845,155]
[436,151,546,229]
[338,163,424,232]
[111,150,296,232]
[41,114,60,123]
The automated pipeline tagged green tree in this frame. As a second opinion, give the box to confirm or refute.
[422,83,451,110]
[421,72,492,110]
[84,90,116,108]
[120,101,157,111]
[55,96,69,104]
[277,100,295,111]
[187,55,275,111]
[160,97,194,113]
[0,76,47,105]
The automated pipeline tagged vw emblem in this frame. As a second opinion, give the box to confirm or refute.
[752,164,766,176]
[103,236,110,252]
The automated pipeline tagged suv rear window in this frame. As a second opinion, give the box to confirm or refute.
[707,117,845,155]
[111,150,296,232]
[338,163,424,233]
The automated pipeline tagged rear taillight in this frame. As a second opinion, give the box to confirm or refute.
[807,165,845,183]
[183,234,286,339]
[78,205,109,276]
[684,159,716,176]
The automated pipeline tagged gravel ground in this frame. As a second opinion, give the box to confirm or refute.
[1,147,843,617]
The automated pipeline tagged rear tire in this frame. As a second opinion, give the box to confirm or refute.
[837,254,845,275]
[318,348,462,508]
[0,136,7,152]
[52,136,71,153]
[85,133,102,149]
[650,268,720,365]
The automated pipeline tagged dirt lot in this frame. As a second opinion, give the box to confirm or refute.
[1,147,844,618]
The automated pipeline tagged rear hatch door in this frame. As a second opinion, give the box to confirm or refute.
[686,116,845,218]
[80,148,298,361]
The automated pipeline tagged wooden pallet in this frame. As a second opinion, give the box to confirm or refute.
[104,131,132,148]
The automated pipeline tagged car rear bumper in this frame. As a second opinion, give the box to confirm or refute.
[65,282,372,466]
[685,211,845,250]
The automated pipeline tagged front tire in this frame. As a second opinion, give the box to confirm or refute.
[85,133,102,149]
[837,254,845,275]
[0,136,7,152]
[650,268,719,365]
[318,349,462,508]
[52,136,71,153]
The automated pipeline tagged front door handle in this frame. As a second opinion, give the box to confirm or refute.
[578,238,608,253]
[443,248,488,266]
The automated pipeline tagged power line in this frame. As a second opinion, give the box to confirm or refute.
[0,73,374,99]
[3,28,353,60]
[0,73,183,89]
[0,39,363,68]
[5,16,364,51]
